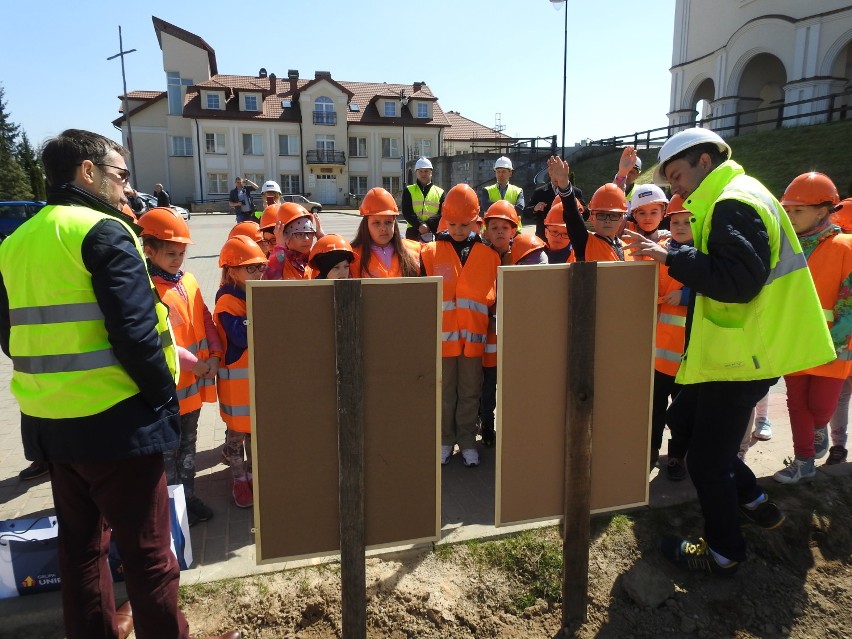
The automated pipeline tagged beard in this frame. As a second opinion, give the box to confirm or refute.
[97,175,121,208]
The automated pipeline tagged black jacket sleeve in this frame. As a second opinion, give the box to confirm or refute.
[666,199,771,304]
[559,187,589,261]
[0,271,10,359]
[401,186,421,229]
[82,219,176,409]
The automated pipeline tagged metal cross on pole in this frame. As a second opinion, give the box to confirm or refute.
[107,26,138,183]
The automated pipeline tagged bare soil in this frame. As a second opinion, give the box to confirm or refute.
[179,475,852,639]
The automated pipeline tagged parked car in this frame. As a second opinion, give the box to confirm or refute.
[136,192,191,221]
[0,201,46,240]
[281,194,322,214]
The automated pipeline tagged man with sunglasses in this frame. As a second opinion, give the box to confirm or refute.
[0,129,240,639]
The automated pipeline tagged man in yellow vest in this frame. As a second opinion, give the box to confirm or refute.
[480,156,525,223]
[0,130,239,639]
[623,128,834,577]
[401,157,445,241]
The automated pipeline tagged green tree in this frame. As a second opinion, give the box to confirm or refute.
[0,84,33,200]
[0,86,20,156]
[17,132,45,200]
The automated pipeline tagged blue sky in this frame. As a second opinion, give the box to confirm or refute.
[2,0,675,149]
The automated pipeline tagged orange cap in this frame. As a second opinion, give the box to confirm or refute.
[665,194,689,217]
[831,198,852,233]
[308,234,355,268]
[219,235,267,267]
[359,187,398,216]
[781,172,840,207]
[229,221,262,241]
[259,205,278,231]
[442,184,479,224]
[276,202,312,229]
[509,233,546,265]
[544,202,566,228]
[138,207,193,244]
[483,200,519,228]
[589,183,628,213]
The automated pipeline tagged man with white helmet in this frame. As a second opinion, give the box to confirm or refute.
[623,127,834,576]
[254,180,282,221]
[481,156,525,223]
[401,157,445,241]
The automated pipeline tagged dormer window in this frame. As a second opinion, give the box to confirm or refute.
[313,96,336,125]
[243,94,260,111]
[417,103,429,118]
[205,92,223,110]
[384,101,397,117]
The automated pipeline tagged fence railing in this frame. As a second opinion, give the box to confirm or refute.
[588,88,850,149]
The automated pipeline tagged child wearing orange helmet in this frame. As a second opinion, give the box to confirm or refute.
[309,234,355,279]
[350,187,420,278]
[214,235,268,507]
[421,184,500,467]
[263,203,323,280]
[542,202,575,263]
[774,173,852,484]
[139,207,222,526]
[482,200,520,266]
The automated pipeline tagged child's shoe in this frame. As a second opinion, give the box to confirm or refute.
[441,445,453,465]
[753,417,772,441]
[825,445,848,465]
[187,495,214,526]
[461,448,480,467]
[739,492,785,529]
[232,478,253,508]
[813,426,829,459]
[773,456,815,484]
[660,536,739,577]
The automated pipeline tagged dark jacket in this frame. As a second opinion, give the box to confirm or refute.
[0,185,180,463]
[155,189,171,207]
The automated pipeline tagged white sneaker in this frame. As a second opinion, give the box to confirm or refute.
[441,445,453,465]
[813,426,829,459]
[753,417,772,441]
[461,448,480,467]
[773,457,815,484]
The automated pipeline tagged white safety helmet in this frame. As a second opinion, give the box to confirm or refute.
[494,156,513,171]
[414,157,433,171]
[653,128,731,185]
[633,156,642,172]
[261,180,282,194]
[630,184,668,212]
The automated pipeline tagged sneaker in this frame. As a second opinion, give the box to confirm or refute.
[18,461,49,481]
[481,425,496,448]
[660,536,739,577]
[232,478,253,508]
[187,496,214,523]
[753,417,772,441]
[461,448,480,467]
[739,493,785,529]
[826,445,848,465]
[773,456,816,484]
[813,426,829,459]
[649,448,660,471]
[666,457,687,481]
[441,445,453,465]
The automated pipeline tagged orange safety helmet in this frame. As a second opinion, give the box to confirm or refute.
[219,235,268,268]
[308,233,355,268]
[121,203,138,223]
[138,207,193,243]
[276,202,312,229]
[781,172,840,207]
[359,187,399,216]
[588,183,628,213]
[544,202,566,228]
[483,199,519,228]
[509,233,546,265]
[831,198,852,233]
[442,184,480,224]
[259,205,278,231]
[665,194,689,217]
[228,221,262,241]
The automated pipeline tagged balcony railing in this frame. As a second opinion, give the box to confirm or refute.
[313,111,337,125]
[306,149,346,164]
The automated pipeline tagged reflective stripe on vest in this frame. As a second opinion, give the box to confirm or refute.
[824,309,835,323]
[655,348,682,363]
[484,343,497,353]
[407,183,443,225]
[220,402,251,417]
[14,349,119,374]
[10,302,104,324]
[486,183,522,205]
[218,366,249,380]
[658,313,687,327]
[177,380,199,401]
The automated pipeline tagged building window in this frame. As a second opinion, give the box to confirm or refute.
[384,101,397,117]
[245,173,265,188]
[206,93,221,110]
[280,174,301,194]
[417,103,428,118]
[382,176,402,194]
[415,139,432,157]
[313,96,336,125]
[167,71,192,116]
[205,133,225,154]
[348,137,367,157]
[278,134,300,156]
[381,137,400,158]
[243,94,259,111]
[170,136,193,157]
[349,176,368,195]
[207,173,229,194]
[242,133,263,155]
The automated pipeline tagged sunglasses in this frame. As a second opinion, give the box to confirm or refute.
[96,163,131,184]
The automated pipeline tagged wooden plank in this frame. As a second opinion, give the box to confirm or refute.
[334,279,366,639]
[562,262,596,626]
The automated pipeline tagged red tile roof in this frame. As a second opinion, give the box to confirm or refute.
[152,16,217,75]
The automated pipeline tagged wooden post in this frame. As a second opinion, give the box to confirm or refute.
[334,279,366,639]
[562,262,596,632]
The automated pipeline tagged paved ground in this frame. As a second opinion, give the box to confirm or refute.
[0,211,849,633]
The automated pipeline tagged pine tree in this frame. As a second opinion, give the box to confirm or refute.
[17,132,46,200]
[0,86,20,156]
[0,86,33,200]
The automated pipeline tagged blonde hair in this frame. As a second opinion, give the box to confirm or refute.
[220,265,244,289]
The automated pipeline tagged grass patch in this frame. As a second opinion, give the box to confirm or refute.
[433,543,455,562]
[178,577,244,606]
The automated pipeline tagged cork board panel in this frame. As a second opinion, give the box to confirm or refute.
[248,278,442,562]
[496,262,656,526]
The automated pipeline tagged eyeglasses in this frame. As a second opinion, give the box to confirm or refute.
[289,232,316,241]
[258,237,273,245]
[242,264,267,274]
[594,212,623,222]
[546,228,569,239]
[96,163,131,184]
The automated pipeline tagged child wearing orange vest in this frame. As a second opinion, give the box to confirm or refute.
[774,173,852,484]
[263,203,321,280]
[309,234,355,279]
[140,207,222,525]
[214,235,268,507]
[421,184,500,467]
[350,187,420,278]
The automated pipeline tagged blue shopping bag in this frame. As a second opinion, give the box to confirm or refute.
[0,516,61,598]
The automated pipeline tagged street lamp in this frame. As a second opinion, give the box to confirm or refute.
[108,26,138,180]
[550,0,568,158]
[399,90,409,190]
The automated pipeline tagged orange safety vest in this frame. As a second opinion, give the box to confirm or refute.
[155,273,219,414]
[790,231,852,379]
[583,233,623,262]
[214,292,251,432]
[421,241,499,358]
[655,253,687,377]
[483,313,498,367]
[283,258,312,281]
[350,240,421,278]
